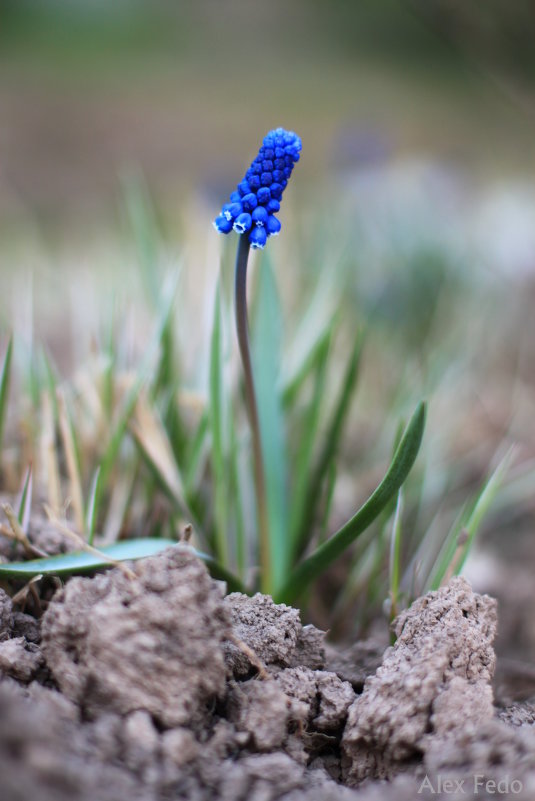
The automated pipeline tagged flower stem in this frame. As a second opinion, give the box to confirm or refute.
[234,235,271,593]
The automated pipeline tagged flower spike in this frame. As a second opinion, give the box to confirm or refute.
[214,128,302,249]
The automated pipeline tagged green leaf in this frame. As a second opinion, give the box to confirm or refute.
[251,253,289,590]
[0,538,177,577]
[98,376,144,500]
[102,304,117,422]
[93,283,180,525]
[275,400,426,604]
[209,282,228,564]
[42,348,60,426]
[184,409,209,494]
[456,448,513,573]
[228,405,246,578]
[288,329,331,556]
[0,538,245,592]
[282,321,335,409]
[281,268,338,406]
[0,335,13,459]
[86,466,102,546]
[388,488,404,622]
[429,447,513,590]
[318,461,337,545]
[291,330,364,562]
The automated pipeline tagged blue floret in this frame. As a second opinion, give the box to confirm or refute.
[249,227,268,250]
[213,215,233,234]
[214,127,301,248]
[233,212,253,234]
[266,215,281,236]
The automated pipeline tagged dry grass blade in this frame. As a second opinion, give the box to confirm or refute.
[0,335,13,460]
[130,393,190,518]
[39,389,61,514]
[441,528,469,586]
[57,390,85,535]
[11,575,44,610]
[44,505,136,579]
[1,503,48,558]
[228,632,269,680]
[100,465,136,545]
[17,463,33,534]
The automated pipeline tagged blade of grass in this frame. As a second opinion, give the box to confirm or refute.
[209,282,229,565]
[42,348,60,428]
[152,299,187,469]
[122,172,160,308]
[101,461,138,545]
[57,390,85,534]
[275,400,426,604]
[388,488,404,623]
[288,329,331,551]
[96,375,144,504]
[280,267,338,404]
[291,330,364,563]
[282,320,335,408]
[318,461,337,545]
[93,282,180,525]
[1,502,45,558]
[40,388,61,513]
[102,305,116,422]
[184,409,209,494]
[86,466,102,546]
[455,447,514,573]
[229,406,246,579]
[404,502,463,599]
[429,447,514,590]
[0,335,13,459]
[130,394,193,522]
[17,464,33,534]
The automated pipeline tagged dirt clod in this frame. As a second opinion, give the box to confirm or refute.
[12,610,41,643]
[275,666,355,732]
[0,683,144,801]
[0,588,13,639]
[41,545,231,727]
[224,592,324,677]
[228,678,291,751]
[324,637,386,692]
[342,577,498,785]
[0,637,44,682]
[499,701,535,727]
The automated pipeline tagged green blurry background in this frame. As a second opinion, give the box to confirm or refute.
[1,0,534,225]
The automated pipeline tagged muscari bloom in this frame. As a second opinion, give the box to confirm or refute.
[214,128,302,250]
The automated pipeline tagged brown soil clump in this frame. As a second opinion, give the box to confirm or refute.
[41,545,231,728]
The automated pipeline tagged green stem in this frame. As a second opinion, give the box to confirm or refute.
[234,235,271,592]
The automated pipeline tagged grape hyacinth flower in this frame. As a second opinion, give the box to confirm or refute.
[214,127,302,250]
[213,128,301,593]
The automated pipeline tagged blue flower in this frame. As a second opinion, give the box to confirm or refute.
[213,128,301,249]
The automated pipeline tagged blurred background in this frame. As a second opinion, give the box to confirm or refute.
[1,1,535,680]
[1,1,534,230]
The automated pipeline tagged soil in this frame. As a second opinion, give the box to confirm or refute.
[1,546,534,801]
